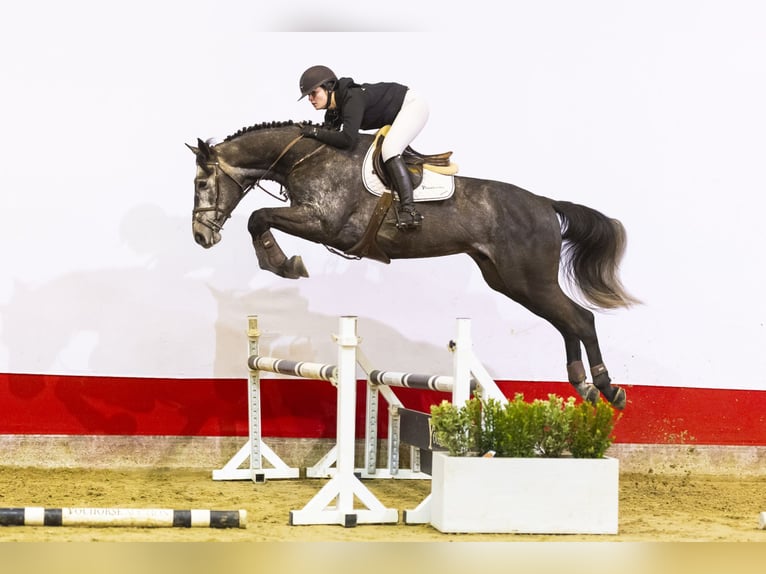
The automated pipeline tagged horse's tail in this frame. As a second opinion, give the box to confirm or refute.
[552,200,641,310]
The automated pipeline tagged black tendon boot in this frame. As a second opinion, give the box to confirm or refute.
[385,155,423,231]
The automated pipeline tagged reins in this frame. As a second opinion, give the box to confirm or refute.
[254,134,326,198]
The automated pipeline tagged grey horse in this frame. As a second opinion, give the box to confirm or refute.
[188,120,639,409]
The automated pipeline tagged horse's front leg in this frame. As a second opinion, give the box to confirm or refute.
[251,229,309,279]
[247,205,328,280]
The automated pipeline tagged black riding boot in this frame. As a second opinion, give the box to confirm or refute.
[385,155,423,231]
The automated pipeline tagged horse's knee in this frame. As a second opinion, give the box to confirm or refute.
[247,211,267,237]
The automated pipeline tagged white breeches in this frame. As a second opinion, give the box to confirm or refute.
[381,90,430,161]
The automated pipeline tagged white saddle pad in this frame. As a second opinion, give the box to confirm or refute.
[361,144,455,202]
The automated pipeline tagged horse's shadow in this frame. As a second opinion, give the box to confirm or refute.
[1,203,499,434]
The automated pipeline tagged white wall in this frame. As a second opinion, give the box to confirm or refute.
[2,1,765,390]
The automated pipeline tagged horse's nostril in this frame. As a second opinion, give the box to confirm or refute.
[194,232,207,245]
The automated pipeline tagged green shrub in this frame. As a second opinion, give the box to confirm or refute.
[429,393,618,458]
[429,400,476,456]
[475,397,503,456]
[568,399,618,458]
[497,394,539,457]
[535,394,575,457]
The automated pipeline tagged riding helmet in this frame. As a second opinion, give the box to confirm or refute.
[298,65,338,100]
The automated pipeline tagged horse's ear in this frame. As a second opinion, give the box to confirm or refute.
[185,143,199,155]
[196,138,214,161]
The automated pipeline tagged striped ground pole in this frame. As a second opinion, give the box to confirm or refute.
[0,507,246,528]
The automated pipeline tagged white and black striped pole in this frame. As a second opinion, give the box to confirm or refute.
[0,507,246,528]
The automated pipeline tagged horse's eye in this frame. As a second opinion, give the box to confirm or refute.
[196,180,208,190]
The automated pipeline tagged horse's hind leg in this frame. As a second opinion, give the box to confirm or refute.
[546,317,599,404]
[471,255,625,409]
[566,357,600,405]
[562,304,626,410]
[538,301,620,407]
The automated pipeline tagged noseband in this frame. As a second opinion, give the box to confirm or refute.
[192,135,325,233]
[192,162,249,233]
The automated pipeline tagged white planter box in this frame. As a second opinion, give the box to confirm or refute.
[430,452,619,534]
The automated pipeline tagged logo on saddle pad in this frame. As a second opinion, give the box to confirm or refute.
[361,129,457,202]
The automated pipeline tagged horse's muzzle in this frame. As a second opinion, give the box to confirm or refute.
[192,222,221,248]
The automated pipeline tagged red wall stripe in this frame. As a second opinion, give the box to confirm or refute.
[1,373,765,445]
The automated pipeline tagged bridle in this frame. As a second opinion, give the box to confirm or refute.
[192,161,249,234]
[192,134,326,233]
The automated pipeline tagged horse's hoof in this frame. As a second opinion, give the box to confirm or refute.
[609,387,627,410]
[283,255,309,279]
[573,382,599,404]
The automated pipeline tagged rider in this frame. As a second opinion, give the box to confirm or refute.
[297,65,428,231]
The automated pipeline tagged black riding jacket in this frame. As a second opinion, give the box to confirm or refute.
[313,77,408,150]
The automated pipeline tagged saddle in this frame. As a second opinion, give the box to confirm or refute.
[371,125,457,189]
[347,127,457,264]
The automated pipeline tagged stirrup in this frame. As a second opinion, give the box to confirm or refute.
[396,206,423,231]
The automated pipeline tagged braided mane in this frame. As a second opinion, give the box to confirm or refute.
[224,120,319,142]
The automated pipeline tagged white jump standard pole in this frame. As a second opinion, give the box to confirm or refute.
[212,316,300,482]
[451,317,473,407]
[289,316,398,527]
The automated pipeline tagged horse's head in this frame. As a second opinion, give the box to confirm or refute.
[187,138,249,249]
[188,122,326,249]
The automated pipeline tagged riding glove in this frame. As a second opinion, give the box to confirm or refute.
[301,125,320,138]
